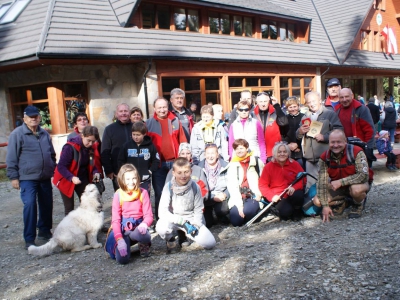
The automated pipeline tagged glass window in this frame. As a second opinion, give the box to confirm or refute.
[10,88,27,103]
[245,78,258,86]
[304,77,312,90]
[184,78,200,90]
[292,89,301,97]
[0,0,30,24]
[233,16,242,36]
[280,90,289,101]
[141,3,155,29]
[244,17,252,37]
[185,93,201,106]
[209,11,219,34]
[162,78,180,93]
[205,93,220,105]
[157,5,170,29]
[65,100,87,130]
[279,23,287,41]
[205,78,219,90]
[188,9,199,32]
[35,102,51,130]
[261,23,268,39]
[292,78,300,87]
[64,83,86,98]
[288,23,295,42]
[31,86,47,100]
[174,8,186,31]
[0,3,12,19]
[221,14,230,35]
[280,77,289,88]
[229,77,242,87]
[261,78,272,86]
[270,21,277,39]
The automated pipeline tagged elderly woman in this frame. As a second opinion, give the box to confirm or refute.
[198,143,230,228]
[283,97,304,168]
[382,101,397,144]
[130,107,144,123]
[227,139,264,227]
[259,142,305,221]
[229,100,266,163]
[190,105,228,164]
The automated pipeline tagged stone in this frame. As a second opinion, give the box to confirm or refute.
[180,287,188,293]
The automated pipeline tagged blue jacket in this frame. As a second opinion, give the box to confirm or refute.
[6,123,56,181]
[376,138,392,154]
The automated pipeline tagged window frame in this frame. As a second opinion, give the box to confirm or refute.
[0,0,31,25]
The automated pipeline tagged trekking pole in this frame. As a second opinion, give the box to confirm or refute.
[244,172,308,228]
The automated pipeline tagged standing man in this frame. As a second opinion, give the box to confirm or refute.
[169,88,194,142]
[324,78,341,111]
[253,92,288,160]
[336,88,376,167]
[297,92,343,188]
[366,97,381,132]
[101,103,132,191]
[6,106,56,249]
[147,97,187,219]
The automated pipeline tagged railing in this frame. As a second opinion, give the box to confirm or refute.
[0,143,7,169]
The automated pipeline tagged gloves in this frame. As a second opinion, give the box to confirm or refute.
[137,223,148,235]
[183,221,198,237]
[117,239,128,257]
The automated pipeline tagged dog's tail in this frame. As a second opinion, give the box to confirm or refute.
[28,239,58,256]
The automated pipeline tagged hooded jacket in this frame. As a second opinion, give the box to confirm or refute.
[382,106,397,130]
[168,103,194,142]
[198,158,230,202]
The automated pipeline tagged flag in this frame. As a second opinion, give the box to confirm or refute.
[381,24,398,55]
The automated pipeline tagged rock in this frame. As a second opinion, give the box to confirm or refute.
[180,287,188,293]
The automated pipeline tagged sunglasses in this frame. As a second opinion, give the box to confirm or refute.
[275,141,288,145]
[238,108,250,112]
[257,92,270,97]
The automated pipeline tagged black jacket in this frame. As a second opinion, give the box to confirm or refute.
[367,103,380,124]
[382,107,397,129]
[284,112,304,160]
[101,120,132,175]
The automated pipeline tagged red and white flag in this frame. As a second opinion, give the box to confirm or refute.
[381,24,398,55]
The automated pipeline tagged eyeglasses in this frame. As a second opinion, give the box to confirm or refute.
[275,141,288,145]
[205,143,217,149]
[257,92,270,97]
[238,108,250,112]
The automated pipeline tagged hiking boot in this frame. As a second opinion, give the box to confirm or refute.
[166,237,179,254]
[25,241,36,250]
[177,230,188,247]
[38,231,52,241]
[348,201,364,219]
[138,243,151,258]
[332,201,347,215]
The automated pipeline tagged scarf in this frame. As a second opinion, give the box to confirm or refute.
[118,188,142,205]
[205,160,220,191]
[170,177,193,196]
[231,151,253,162]
[201,121,215,143]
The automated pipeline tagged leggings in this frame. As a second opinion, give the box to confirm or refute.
[115,227,151,265]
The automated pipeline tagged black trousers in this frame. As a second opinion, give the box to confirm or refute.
[274,190,304,219]
[204,200,229,228]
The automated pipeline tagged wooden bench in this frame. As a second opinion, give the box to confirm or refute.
[375,149,400,168]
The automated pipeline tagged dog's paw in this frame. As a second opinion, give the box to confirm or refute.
[92,243,102,249]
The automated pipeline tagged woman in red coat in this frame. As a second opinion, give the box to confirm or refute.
[259,142,305,221]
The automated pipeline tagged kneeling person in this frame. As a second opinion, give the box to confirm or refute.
[314,130,370,222]
[156,158,216,252]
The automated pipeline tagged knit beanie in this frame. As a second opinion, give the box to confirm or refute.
[379,130,388,138]
[178,143,191,154]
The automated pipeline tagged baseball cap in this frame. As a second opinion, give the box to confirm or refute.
[24,105,40,117]
[326,78,341,87]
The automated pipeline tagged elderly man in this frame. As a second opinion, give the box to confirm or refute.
[336,88,376,167]
[297,92,343,188]
[147,97,187,219]
[168,88,194,142]
[253,92,288,160]
[228,90,255,127]
[101,103,132,191]
[324,78,341,111]
[6,106,56,249]
[313,130,371,221]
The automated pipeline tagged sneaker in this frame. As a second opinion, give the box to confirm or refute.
[25,241,36,250]
[38,231,52,241]
[166,237,179,254]
[348,201,364,219]
[138,243,151,257]
[332,201,347,215]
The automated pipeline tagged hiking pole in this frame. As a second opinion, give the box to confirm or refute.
[244,172,308,228]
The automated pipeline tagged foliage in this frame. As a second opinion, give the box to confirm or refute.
[383,77,399,102]
[0,169,7,182]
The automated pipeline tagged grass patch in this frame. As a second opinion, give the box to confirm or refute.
[0,169,7,182]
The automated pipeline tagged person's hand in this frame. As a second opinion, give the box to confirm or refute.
[322,207,334,223]
[137,223,148,235]
[72,177,81,185]
[299,124,310,135]
[286,187,295,196]
[330,180,342,191]
[271,96,278,105]
[238,207,245,218]
[106,172,115,180]
[93,173,101,182]
[314,133,324,142]
[117,239,128,257]
[253,194,261,201]
[214,192,226,202]
[288,143,298,151]
[11,179,20,190]
[271,195,281,203]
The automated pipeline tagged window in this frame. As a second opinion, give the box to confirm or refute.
[209,12,252,36]
[9,82,88,134]
[350,79,363,97]
[279,77,313,104]
[233,16,252,37]
[174,8,199,32]
[262,20,296,41]
[209,12,230,35]
[228,76,274,107]
[142,3,171,30]
[0,0,30,24]
[366,79,377,101]
[374,0,386,11]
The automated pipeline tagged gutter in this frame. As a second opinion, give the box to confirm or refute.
[143,59,152,119]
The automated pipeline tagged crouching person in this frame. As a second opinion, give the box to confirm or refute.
[313,130,371,222]
[105,164,153,264]
[156,158,216,253]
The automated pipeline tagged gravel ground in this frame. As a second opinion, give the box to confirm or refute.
[0,157,399,300]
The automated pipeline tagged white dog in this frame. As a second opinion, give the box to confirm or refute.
[28,184,104,256]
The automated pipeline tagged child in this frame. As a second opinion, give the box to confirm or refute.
[376,130,398,171]
[156,157,216,253]
[117,122,160,193]
[105,164,153,264]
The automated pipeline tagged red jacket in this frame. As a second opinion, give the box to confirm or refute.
[258,159,305,201]
[253,104,281,158]
[53,142,96,197]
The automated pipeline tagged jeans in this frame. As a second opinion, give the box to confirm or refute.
[20,179,53,242]
[115,227,151,265]
[152,161,174,219]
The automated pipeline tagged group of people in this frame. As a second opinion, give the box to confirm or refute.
[6,80,394,265]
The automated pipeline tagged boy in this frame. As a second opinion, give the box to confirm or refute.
[156,157,216,253]
[117,122,160,192]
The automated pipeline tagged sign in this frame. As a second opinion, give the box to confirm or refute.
[376,13,382,26]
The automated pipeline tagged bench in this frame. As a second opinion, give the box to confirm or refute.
[375,149,400,168]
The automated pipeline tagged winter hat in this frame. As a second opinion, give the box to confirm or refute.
[178,143,191,154]
[379,130,388,138]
